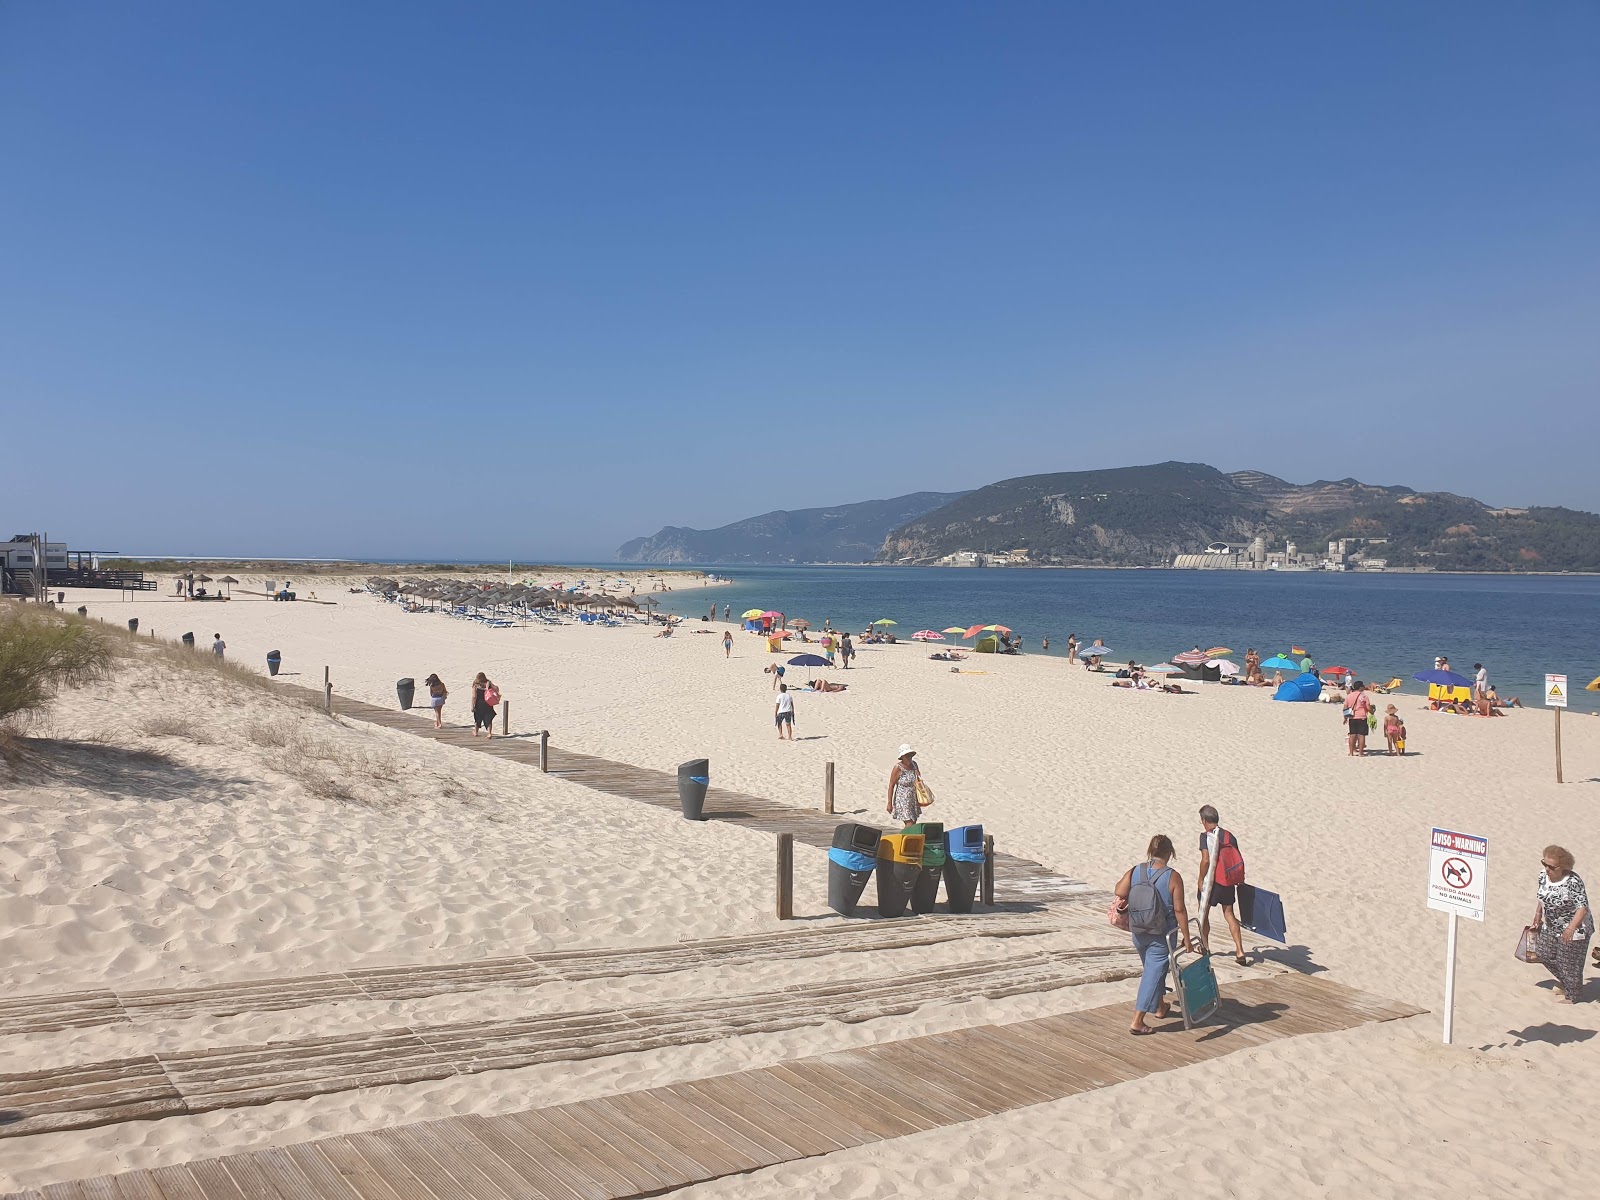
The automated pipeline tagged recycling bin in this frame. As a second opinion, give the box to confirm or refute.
[677,758,710,821]
[906,822,947,914]
[265,650,282,677]
[395,676,414,709]
[875,832,925,918]
[827,823,882,916]
[181,632,195,649]
[943,824,985,914]
[128,618,139,633]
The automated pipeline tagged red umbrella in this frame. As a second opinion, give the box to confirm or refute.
[1322,665,1353,677]
[1172,650,1210,664]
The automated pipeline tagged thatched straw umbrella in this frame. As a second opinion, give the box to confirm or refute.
[219,575,239,596]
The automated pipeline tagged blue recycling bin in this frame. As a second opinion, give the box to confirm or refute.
[827,823,881,916]
[943,824,985,913]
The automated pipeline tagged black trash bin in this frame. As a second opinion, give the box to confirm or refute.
[677,758,710,821]
[827,823,882,917]
[906,822,947,914]
[875,832,925,918]
[396,677,415,710]
[77,606,88,617]
[128,618,139,633]
[266,650,282,677]
[181,632,195,649]
[943,824,985,914]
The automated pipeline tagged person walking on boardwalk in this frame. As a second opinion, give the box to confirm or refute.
[1532,846,1591,1004]
[1197,806,1248,965]
[1114,835,1197,1035]
[424,673,448,729]
[470,672,498,739]
[773,683,795,740]
[723,630,733,658]
[886,745,931,827]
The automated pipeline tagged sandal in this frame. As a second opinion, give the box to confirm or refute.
[1129,1026,1156,1036]
[1235,955,1249,966]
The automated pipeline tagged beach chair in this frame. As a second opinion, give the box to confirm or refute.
[1167,919,1220,1030]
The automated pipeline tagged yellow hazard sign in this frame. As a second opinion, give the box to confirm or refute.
[1545,674,1568,709]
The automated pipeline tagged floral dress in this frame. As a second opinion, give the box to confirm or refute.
[1537,869,1593,1002]
[891,762,923,823]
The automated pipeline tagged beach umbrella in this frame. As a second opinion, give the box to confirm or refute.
[740,608,765,619]
[1146,663,1183,674]
[1586,675,1600,692]
[1209,659,1240,676]
[1204,646,1232,657]
[872,618,897,627]
[219,575,238,595]
[788,654,831,667]
[1322,666,1353,678]
[789,618,811,628]
[1259,655,1300,671]
[1172,649,1210,665]
[911,630,944,640]
[1078,647,1113,659]
[1413,668,1473,689]
[942,627,968,635]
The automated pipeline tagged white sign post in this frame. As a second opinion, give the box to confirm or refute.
[1428,827,1487,1045]
[1546,674,1567,783]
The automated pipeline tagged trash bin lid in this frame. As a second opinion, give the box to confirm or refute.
[877,833,924,864]
[946,824,984,851]
[832,822,882,853]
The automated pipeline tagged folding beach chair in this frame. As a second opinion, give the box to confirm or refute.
[1167,918,1220,1029]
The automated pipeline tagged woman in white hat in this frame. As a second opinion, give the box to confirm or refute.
[886,744,931,827]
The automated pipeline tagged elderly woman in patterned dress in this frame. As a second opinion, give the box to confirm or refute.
[885,745,929,828]
[1532,845,1592,1004]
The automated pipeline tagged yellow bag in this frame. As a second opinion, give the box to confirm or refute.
[914,778,935,808]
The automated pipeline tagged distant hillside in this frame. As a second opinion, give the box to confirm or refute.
[616,491,969,564]
[877,462,1600,571]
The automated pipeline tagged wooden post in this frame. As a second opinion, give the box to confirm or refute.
[324,665,330,689]
[1555,708,1563,784]
[824,761,835,814]
[538,729,549,772]
[502,699,510,736]
[324,682,333,716]
[982,835,995,907]
[776,833,794,920]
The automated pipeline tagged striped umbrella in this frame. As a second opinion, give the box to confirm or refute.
[1172,650,1210,665]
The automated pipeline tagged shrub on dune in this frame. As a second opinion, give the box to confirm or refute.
[0,605,119,728]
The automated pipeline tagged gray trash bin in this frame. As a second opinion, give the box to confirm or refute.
[128,618,139,633]
[677,759,710,821]
[828,823,881,916]
[396,677,415,710]
[266,650,282,677]
[181,632,195,649]
[76,606,88,617]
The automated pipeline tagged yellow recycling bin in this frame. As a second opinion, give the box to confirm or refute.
[875,833,925,917]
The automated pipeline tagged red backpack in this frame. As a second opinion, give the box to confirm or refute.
[1215,829,1246,887]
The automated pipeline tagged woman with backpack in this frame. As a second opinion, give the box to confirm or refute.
[1113,835,1198,1035]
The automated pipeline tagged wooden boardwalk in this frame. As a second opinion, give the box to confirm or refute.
[0,942,1140,1139]
[5,973,1424,1200]
[317,690,1096,909]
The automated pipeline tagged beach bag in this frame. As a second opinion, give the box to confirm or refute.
[1127,863,1170,935]
[1514,926,1540,964]
[484,686,501,707]
[1108,896,1130,930]
[1215,830,1246,887]
[914,778,935,808]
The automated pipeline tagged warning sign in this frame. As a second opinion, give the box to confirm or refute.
[1428,828,1487,922]
[1545,674,1568,709]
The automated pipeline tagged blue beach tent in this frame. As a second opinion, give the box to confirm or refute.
[1272,675,1322,702]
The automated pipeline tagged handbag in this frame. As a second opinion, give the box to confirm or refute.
[914,777,935,808]
[1514,925,1541,964]
[1107,896,1130,931]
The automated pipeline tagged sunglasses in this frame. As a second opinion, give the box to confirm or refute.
[1542,860,1559,870]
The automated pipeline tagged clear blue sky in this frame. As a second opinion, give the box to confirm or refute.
[3,3,1595,560]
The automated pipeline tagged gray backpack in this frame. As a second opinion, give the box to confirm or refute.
[1127,862,1171,935]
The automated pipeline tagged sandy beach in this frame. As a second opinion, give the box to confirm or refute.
[4,576,1597,1196]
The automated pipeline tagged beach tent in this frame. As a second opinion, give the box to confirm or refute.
[974,635,1000,653]
[1272,675,1322,702]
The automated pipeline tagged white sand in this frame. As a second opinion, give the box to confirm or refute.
[3,578,1597,1195]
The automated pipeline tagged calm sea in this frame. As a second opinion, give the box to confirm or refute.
[638,566,1600,714]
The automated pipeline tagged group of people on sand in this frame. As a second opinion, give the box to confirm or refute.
[419,672,501,736]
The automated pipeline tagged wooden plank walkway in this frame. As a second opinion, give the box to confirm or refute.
[0,945,1140,1139]
[0,914,1058,1036]
[5,973,1425,1200]
[316,689,1098,910]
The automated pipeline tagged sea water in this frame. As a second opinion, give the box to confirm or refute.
[653,566,1600,714]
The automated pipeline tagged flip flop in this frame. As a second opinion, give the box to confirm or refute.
[1235,955,1249,966]
[1129,1027,1156,1036]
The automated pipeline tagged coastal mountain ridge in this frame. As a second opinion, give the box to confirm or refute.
[615,491,969,564]
[619,463,1600,571]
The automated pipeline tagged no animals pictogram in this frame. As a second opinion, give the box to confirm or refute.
[1441,857,1473,889]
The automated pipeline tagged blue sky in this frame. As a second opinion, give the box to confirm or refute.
[3,2,1596,560]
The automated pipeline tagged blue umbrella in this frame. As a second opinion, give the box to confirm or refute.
[788,654,832,667]
[1077,647,1113,659]
[1413,668,1473,689]
[1259,655,1300,671]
